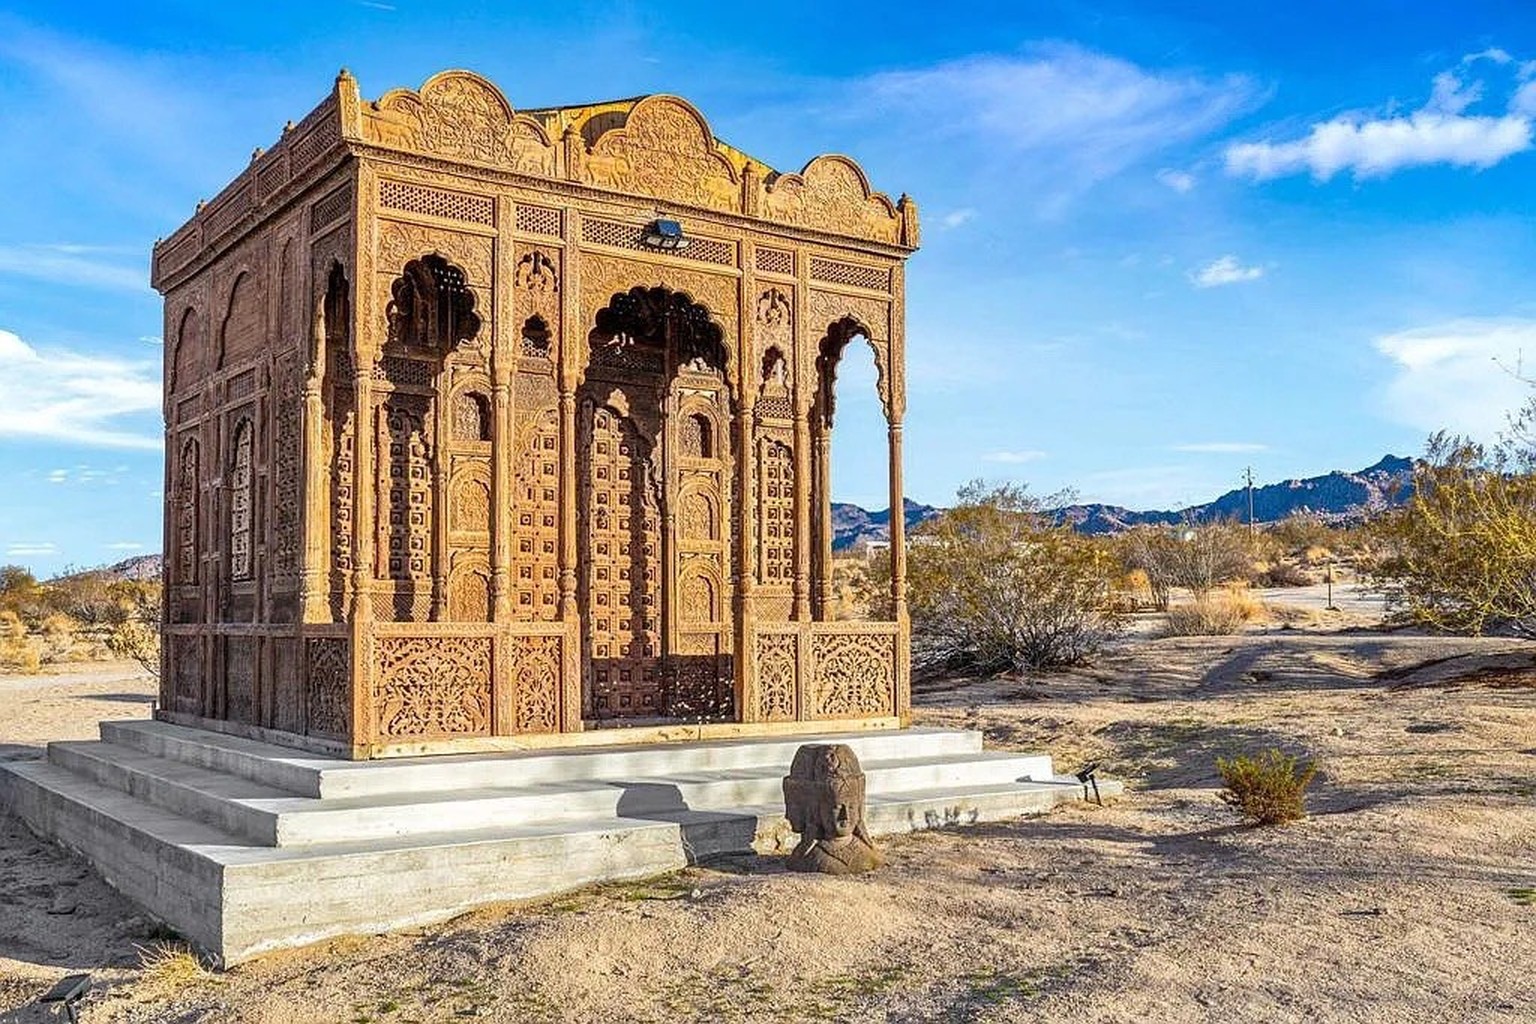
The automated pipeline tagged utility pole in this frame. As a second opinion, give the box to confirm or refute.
[1244,466,1256,544]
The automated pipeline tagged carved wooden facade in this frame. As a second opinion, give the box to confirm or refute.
[151,70,916,758]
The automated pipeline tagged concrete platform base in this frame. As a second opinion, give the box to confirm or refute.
[0,721,1116,964]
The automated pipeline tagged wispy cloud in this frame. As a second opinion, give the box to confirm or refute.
[0,244,148,293]
[1375,317,1536,438]
[7,542,57,557]
[855,43,1260,212]
[0,328,160,449]
[1189,255,1265,288]
[1172,442,1270,453]
[1156,168,1196,193]
[982,449,1048,464]
[104,541,144,550]
[1226,52,1534,182]
[940,208,977,229]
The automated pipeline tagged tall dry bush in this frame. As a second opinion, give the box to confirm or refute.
[1122,522,1254,611]
[1369,432,1536,637]
[897,482,1126,674]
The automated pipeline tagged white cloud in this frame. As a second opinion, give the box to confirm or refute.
[0,244,149,293]
[104,541,144,550]
[983,449,1048,464]
[1189,255,1265,288]
[1375,317,1536,437]
[1227,55,1534,181]
[0,329,161,449]
[7,542,57,557]
[1172,442,1270,453]
[858,43,1259,210]
[1156,168,1196,193]
[46,469,68,483]
[940,208,977,229]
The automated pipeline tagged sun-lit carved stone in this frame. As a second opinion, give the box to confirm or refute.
[783,743,884,874]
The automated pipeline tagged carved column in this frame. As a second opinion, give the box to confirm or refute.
[490,374,512,620]
[736,403,757,721]
[792,397,812,622]
[887,418,907,622]
[350,369,374,622]
[299,299,328,622]
[814,422,833,620]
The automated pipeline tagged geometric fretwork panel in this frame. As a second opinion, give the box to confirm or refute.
[512,406,560,621]
[373,635,492,739]
[580,401,663,718]
[756,436,795,585]
[808,631,894,719]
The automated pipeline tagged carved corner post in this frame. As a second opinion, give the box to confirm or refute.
[430,369,449,623]
[299,271,330,624]
[889,268,911,723]
[490,196,516,624]
[557,207,583,733]
[791,292,813,624]
[348,175,376,756]
[734,255,757,722]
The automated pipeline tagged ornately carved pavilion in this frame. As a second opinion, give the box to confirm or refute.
[152,70,916,759]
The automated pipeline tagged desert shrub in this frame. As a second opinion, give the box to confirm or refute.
[105,580,162,678]
[899,482,1126,674]
[1369,433,1536,637]
[1217,748,1317,825]
[1164,587,1266,636]
[0,611,41,674]
[1254,560,1317,588]
[1123,522,1254,610]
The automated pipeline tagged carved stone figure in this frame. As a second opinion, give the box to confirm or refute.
[783,743,883,874]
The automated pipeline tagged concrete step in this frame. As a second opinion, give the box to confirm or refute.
[54,735,1055,848]
[99,720,989,800]
[48,740,295,845]
[3,724,1111,965]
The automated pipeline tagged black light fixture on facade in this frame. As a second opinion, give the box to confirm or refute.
[640,218,689,251]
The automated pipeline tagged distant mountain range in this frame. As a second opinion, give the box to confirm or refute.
[831,454,1416,549]
[57,458,1418,568]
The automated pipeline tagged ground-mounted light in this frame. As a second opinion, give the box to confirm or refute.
[640,218,689,251]
[38,974,91,1023]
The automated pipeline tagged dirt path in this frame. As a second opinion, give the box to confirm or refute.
[1,636,1532,1023]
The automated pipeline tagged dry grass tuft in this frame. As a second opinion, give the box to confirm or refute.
[1217,748,1318,825]
[134,941,215,999]
[1164,587,1267,636]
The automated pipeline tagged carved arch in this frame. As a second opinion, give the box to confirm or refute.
[385,254,483,353]
[581,95,740,212]
[588,285,730,384]
[814,316,891,426]
[169,305,201,395]
[366,70,556,175]
[216,268,261,369]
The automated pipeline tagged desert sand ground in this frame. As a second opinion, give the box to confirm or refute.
[1,621,1533,1023]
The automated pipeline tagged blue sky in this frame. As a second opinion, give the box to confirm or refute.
[2,1,1535,575]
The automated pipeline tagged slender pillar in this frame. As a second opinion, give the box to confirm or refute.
[350,371,374,622]
[792,401,812,621]
[735,403,757,721]
[887,417,907,621]
[814,422,834,620]
[557,388,578,620]
[490,374,513,621]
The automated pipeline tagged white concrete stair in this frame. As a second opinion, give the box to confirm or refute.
[0,721,1115,965]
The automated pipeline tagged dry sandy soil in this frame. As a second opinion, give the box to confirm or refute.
[1,630,1533,1023]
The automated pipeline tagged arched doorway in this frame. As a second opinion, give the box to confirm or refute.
[579,286,733,722]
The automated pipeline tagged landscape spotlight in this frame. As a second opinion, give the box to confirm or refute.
[37,973,90,1023]
[1075,761,1103,806]
[640,218,689,251]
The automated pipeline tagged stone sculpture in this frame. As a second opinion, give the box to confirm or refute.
[782,743,883,874]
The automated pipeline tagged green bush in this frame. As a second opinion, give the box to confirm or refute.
[1216,748,1317,825]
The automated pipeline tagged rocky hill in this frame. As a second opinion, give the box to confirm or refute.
[834,455,1416,549]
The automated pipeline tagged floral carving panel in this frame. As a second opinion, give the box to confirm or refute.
[765,156,901,244]
[508,634,561,734]
[373,636,493,739]
[808,631,895,719]
[306,638,351,739]
[755,631,797,722]
[365,71,556,176]
[583,96,739,213]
